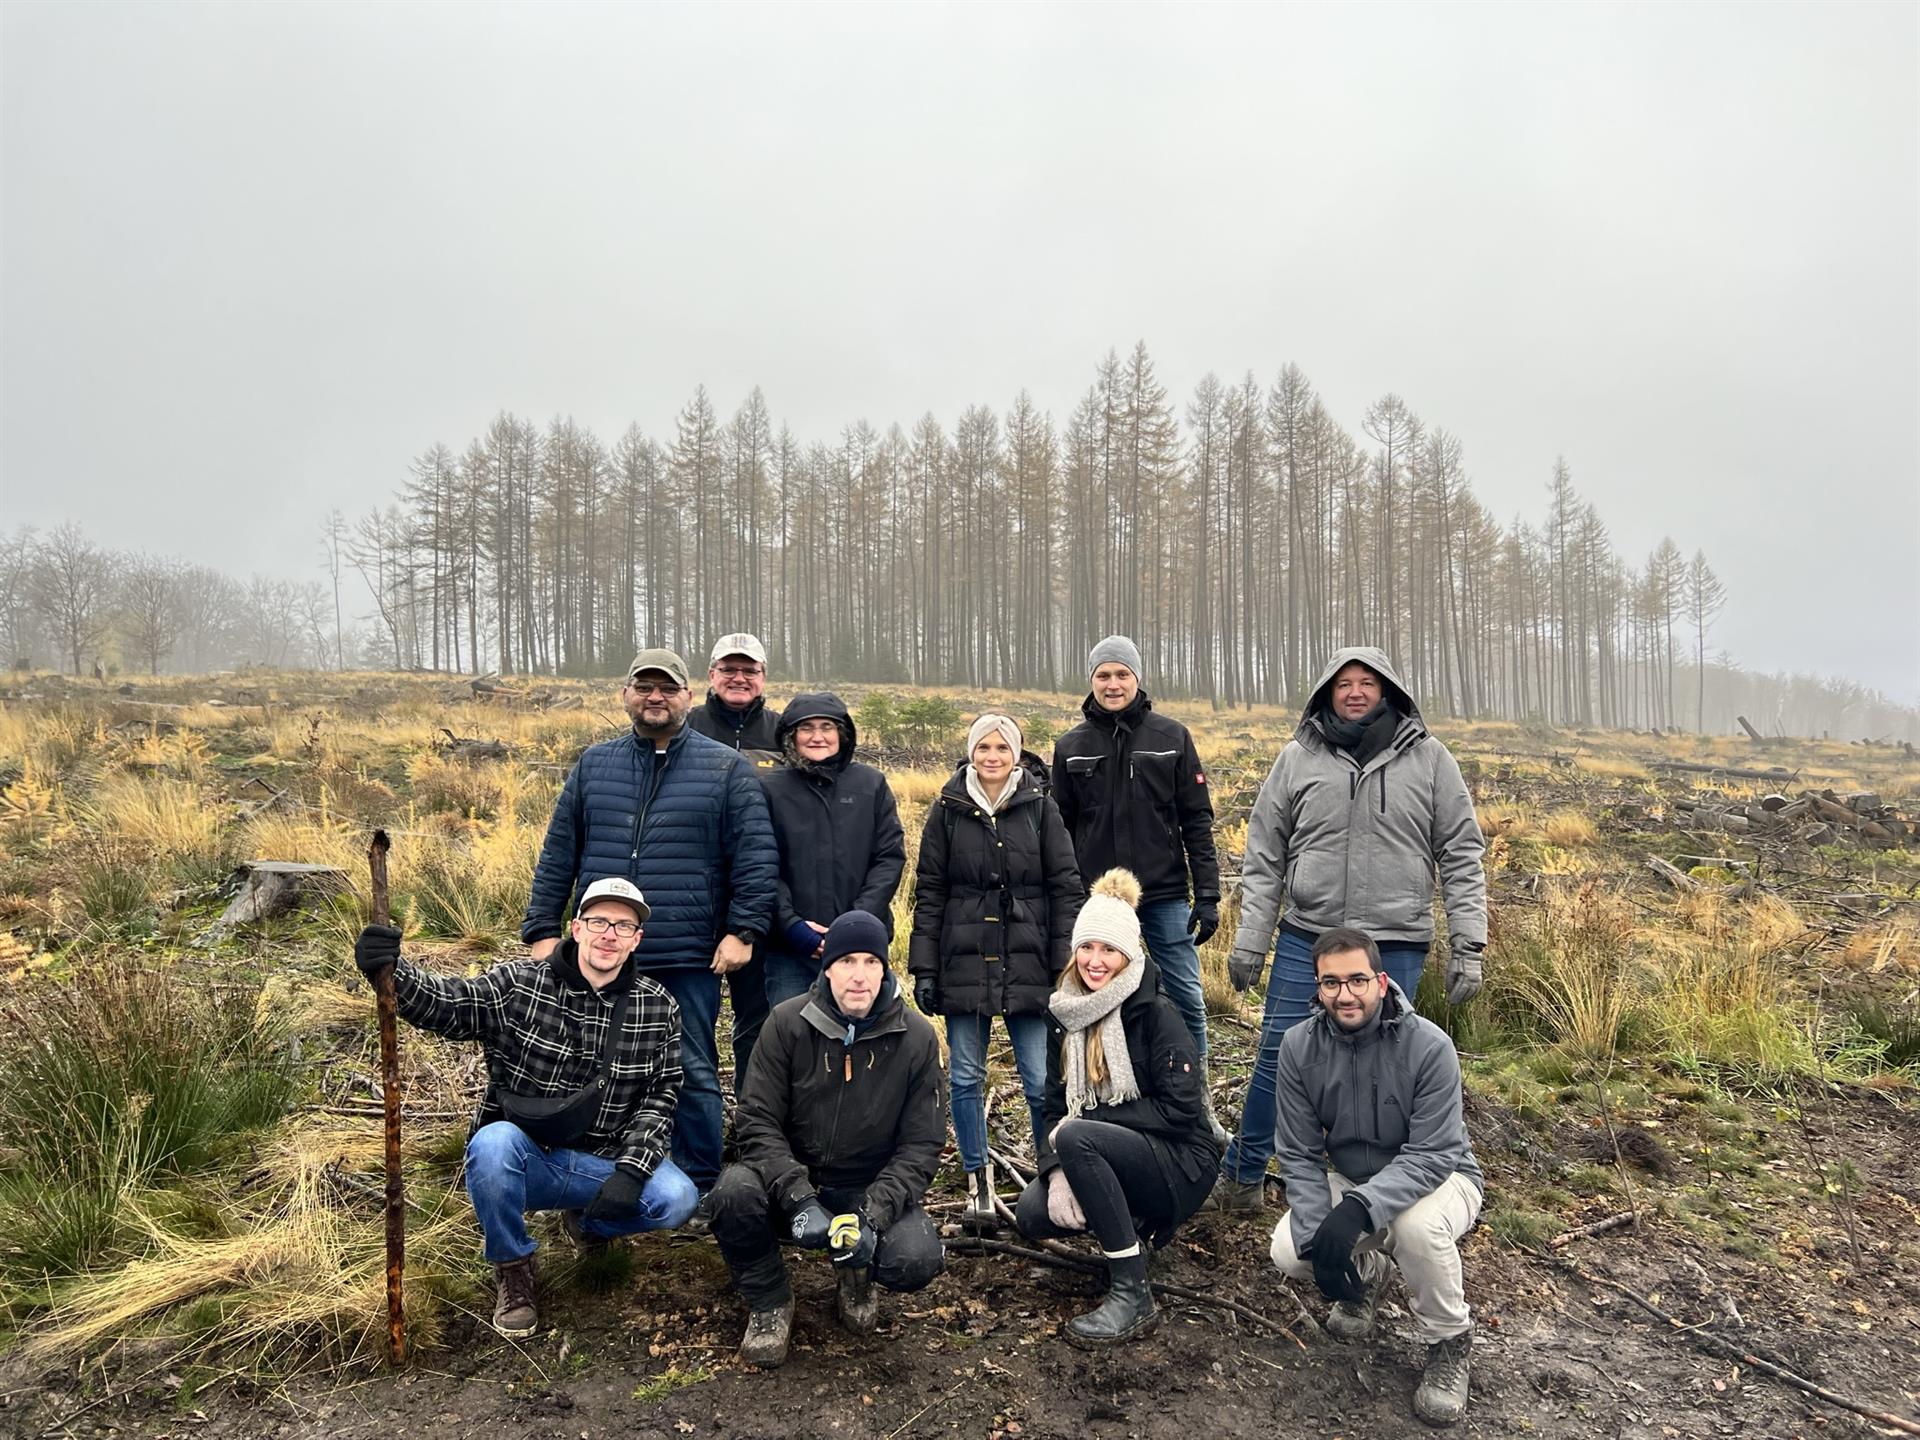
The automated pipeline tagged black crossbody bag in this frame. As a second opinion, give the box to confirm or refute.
[496,984,635,1150]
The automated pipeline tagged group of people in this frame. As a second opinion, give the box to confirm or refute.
[351,632,1489,1425]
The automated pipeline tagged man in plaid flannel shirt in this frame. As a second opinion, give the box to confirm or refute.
[355,877,698,1338]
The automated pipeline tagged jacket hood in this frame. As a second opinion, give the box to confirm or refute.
[1306,974,1414,1039]
[801,967,905,1040]
[776,691,858,768]
[546,934,638,993]
[1302,646,1419,728]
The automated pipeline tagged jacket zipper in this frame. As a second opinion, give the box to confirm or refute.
[630,736,672,862]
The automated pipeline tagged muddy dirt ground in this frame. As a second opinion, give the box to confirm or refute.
[8,1084,1917,1440]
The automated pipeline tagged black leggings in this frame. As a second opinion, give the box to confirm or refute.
[1014,1119,1213,1254]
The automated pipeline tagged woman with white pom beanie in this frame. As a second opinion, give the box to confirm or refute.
[1014,868,1222,1347]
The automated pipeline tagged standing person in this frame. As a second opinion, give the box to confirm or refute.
[353,878,699,1339]
[1214,645,1486,1211]
[1013,870,1220,1347]
[684,632,782,1084]
[1051,635,1225,1140]
[712,911,947,1368]
[523,648,778,1195]
[1267,927,1484,1426]
[686,631,783,755]
[761,693,907,1007]
[909,713,1082,1225]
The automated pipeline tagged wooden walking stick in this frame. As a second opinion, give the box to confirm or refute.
[368,829,406,1363]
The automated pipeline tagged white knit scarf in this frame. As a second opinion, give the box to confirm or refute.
[1048,957,1144,1118]
[964,764,1025,816]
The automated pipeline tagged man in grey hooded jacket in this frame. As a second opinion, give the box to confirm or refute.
[1216,645,1485,1209]
[1268,927,1483,1426]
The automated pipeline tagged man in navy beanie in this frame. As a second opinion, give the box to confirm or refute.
[708,911,948,1367]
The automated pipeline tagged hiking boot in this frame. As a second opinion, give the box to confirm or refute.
[1412,1329,1473,1426]
[491,1257,538,1338]
[836,1265,879,1335]
[739,1293,796,1368]
[1325,1269,1383,1342]
[964,1169,999,1230]
[559,1209,608,1252]
[1203,1175,1265,1214]
[1067,1252,1158,1348]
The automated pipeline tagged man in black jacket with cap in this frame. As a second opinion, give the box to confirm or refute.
[709,910,948,1368]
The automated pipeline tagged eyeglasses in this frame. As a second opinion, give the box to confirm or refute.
[578,916,641,937]
[713,666,763,679]
[1316,974,1379,996]
[628,680,683,698]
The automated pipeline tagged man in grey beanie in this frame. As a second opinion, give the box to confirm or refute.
[1051,634,1226,1142]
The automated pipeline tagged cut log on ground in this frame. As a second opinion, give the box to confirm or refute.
[195,861,350,945]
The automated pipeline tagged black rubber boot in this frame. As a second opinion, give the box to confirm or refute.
[1067,1251,1158,1348]
[964,1168,999,1230]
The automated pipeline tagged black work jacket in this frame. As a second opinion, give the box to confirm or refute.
[1052,692,1220,905]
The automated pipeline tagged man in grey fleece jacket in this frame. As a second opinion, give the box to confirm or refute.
[1268,927,1484,1426]
[1218,644,1486,1206]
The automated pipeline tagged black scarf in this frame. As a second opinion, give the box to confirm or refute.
[1318,700,1400,769]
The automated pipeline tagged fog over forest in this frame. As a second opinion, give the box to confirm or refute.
[2,3,1915,723]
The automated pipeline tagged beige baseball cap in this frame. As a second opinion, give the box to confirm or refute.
[708,632,768,667]
[627,648,691,687]
[577,877,650,923]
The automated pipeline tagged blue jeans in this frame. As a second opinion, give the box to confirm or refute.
[1139,899,1209,1060]
[947,1011,1051,1174]
[654,968,724,1190]
[763,950,819,1011]
[1222,931,1429,1183]
[464,1120,700,1263]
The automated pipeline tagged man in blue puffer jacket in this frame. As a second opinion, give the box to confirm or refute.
[524,647,779,1192]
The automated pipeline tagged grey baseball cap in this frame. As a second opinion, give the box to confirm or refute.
[627,648,691,687]
[709,632,768,666]
[577,876,650,922]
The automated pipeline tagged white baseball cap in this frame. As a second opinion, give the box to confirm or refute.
[577,877,650,923]
[709,632,768,667]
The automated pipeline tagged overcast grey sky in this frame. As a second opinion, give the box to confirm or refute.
[3,2,1916,697]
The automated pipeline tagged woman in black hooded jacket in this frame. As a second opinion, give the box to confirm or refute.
[909,712,1082,1224]
[759,692,906,1008]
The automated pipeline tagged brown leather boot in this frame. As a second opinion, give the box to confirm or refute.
[491,1257,538,1338]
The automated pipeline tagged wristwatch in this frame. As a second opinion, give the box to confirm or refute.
[729,928,761,946]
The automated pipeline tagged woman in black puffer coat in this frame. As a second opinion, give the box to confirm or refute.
[759,692,906,1008]
[909,713,1082,1224]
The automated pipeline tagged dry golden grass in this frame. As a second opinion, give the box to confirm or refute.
[1540,810,1598,847]
[1476,801,1534,840]
[1573,754,1650,782]
[82,774,225,866]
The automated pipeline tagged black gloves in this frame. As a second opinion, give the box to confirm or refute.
[582,1168,643,1225]
[829,1211,877,1269]
[354,924,402,979]
[1186,900,1220,947]
[913,977,941,1016]
[789,1196,833,1249]
[1308,1193,1374,1303]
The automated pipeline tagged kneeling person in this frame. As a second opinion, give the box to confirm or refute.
[1015,870,1221,1347]
[712,911,947,1368]
[1268,927,1485,1426]
[353,878,699,1340]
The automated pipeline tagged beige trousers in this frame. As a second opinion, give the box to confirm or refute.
[1269,1170,1482,1342]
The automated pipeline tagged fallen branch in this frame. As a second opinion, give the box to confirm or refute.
[1535,1248,1920,1436]
[946,1235,1306,1349]
[1548,1210,1639,1248]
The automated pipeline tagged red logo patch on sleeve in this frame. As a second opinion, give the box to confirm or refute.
[1195,772,1206,785]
